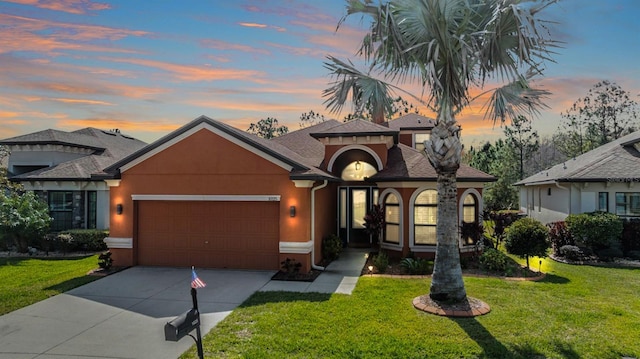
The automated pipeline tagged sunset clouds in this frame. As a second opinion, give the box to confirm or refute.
[0,0,638,146]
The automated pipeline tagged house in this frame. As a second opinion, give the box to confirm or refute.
[101,114,494,272]
[516,130,640,223]
[0,128,147,231]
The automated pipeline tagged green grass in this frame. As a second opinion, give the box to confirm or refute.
[181,258,640,359]
[0,254,100,315]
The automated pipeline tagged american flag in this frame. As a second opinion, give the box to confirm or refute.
[191,267,206,289]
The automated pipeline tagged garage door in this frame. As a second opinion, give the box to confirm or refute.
[136,201,280,270]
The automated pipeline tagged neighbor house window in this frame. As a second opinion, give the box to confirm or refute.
[414,133,430,152]
[384,193,400,244]
[87,191,97,229]
[49,191,73,231]
[461,194,479,245]
[615,192,640,217]
[598,192,609,212]
[414,189,437,245]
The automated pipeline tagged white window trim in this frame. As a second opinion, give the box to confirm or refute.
[378,188,404,251]
[409,186,437,253]
[326,144,384,172]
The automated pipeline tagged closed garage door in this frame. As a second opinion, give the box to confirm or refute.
[136,201,280,270]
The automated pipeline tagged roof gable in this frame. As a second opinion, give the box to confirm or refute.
[310,119,398,139]
[517,130,640,185]
[384,113,435,130]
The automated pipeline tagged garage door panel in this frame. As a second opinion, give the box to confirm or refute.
[137,201,280,270]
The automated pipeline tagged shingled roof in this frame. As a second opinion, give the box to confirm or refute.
[384,113,435,130]
[0,128,147,181]
[516,130,640,185]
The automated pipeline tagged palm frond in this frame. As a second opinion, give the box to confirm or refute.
[480,68,551,124]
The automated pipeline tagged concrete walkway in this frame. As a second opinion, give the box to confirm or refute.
[0,248,368,359]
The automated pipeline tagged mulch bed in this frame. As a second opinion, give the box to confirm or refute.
[271,269,322,282]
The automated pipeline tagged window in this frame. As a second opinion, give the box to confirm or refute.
[616,192,640,217]
[384,194,400,244]
[598,192,609,212]
[341,161,377,181]
[49,191,73,231]
[87,191,97,229]
[414,190,437,245]
[414,133,430,152]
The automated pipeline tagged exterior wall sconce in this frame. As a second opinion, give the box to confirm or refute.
[355,161,361,171]
[116,203,123,215]
[289,205,296,217]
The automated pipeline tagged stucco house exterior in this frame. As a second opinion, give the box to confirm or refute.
[101,114,494,272]
[516,130,640,224]
[0,128,147,231]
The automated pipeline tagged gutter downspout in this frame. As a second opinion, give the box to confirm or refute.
[310,180,328,270]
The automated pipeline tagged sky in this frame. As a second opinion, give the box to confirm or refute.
[1,0,639,148]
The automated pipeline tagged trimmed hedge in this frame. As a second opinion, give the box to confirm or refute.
[565,212,623,251]
[59,229,109,252]
[621,219,640,255]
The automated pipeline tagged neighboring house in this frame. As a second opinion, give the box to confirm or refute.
[516,130,640,224]
[0,128,147,231]
[102,114,494,272]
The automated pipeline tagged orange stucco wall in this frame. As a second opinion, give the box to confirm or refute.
[109,129,314,269]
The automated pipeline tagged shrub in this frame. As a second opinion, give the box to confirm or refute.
[596,247,624,261]
[479,248,508,273]
[559,245,586,261]
[372,252,389,273]
[547,221,574,255]
[565,212,623,251]
[0,191,52,253]
[322,234,342,262]
[504,217,549,269]
[364,205,385,245]
[399,257,432,275]
[626,250,640,260]
[59,229,108,252]
[280,258,302,274]
[621,219,640,255]
[98,251,113,270]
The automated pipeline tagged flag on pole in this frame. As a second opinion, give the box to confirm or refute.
[191,267,206,289]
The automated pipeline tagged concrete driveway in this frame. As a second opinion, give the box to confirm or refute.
[0,267,275,359]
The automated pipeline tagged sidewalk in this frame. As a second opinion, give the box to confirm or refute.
[260,248,369,294]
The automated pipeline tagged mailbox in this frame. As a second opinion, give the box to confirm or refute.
[164,308,200,342]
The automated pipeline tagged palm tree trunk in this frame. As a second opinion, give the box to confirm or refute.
[424,110,467,302]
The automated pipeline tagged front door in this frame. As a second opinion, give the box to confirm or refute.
[338,187,378,247]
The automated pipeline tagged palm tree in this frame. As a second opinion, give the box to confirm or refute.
[324,0,557,302]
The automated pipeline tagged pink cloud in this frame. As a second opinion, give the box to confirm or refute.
[58,118,181,133]
[4,0,111,14]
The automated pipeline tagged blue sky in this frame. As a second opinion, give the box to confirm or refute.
[1,0,639,147]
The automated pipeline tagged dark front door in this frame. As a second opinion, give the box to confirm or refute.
[338,187,377,247]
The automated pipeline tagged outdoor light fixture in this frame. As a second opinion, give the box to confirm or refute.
[289,205,296,217]
[368,265,373,276]
[116,203,123,215]
[355,161,361,171]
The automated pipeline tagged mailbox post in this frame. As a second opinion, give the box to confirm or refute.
[164,270,206,359]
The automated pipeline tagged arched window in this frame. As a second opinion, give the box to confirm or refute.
[384,193,400,244]
[414,189,437,245]
[341,161,377,181]
[461,194,479,245]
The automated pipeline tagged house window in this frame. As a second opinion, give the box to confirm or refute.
[598,192,609,212]
[461,194,479,245]
[87,191,97,229]
[615,192,640,217]
[414,189,437,245]
[384,193,400,244]
[414,133,430,152]
[49,191,73,231]
[339,188,347,229]
[341,161,377,181]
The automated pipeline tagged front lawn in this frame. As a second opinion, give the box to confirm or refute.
[181,258,640,358]
[0,255,100,315]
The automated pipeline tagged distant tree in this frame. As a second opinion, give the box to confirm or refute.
[557,80,638,157]
[299,110,327,128]
[467,140,519,211]
[0,145,8,164]
[525,135,567,175]
[342,96,422,123]
[247,117,289,139]
[504,116,539,180]
[0,191,51,253]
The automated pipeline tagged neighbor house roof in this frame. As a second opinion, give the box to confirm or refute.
[0,128,147,181]
[516,130,640,186]
[384,113,435,131]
